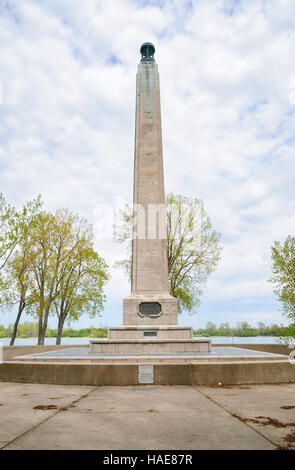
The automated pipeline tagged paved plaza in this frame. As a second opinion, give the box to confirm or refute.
[14,346,283,358]
[0,382,295,450]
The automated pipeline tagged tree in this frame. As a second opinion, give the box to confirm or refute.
[5,196,43,345]
[205,322,217,336]
[166,194,221,312]
[218,322,231,336]
[27,208,109,345]
[269,236,295,322]
[114,193,222,313]
[237,321,251,331]
[0,193,20,300]
[0,193,17,271]
[257,322,266,335]
[26,210,56,345]
[52,233,109,344]
[29,209,81,344]
[1,195,109,345]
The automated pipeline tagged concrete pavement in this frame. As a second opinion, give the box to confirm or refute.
[0,382,294,450]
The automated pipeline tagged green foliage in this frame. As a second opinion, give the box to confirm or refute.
[4,196,43,301]
[0,193,19,302]
[0,322,108,339]
[23,207,109,344]
[89,327,108,338]
[166,194,221,312]
[49,209,109,344]
[0,193,17,270]
[193,322,292,337]
[0,321,291,339]
[269,236,295,322]
[114,193,222,313]
[0,193,110,345]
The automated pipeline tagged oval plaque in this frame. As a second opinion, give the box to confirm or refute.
[138,302,162,317]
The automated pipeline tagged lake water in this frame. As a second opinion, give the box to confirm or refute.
[0,336,289,346]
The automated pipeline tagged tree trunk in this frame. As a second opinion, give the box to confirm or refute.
[40,306,51,346]
[56,316,65,345]
[37,281,45,345]
[39,325,46,345]
[37,314,43,345]
[9,301,25,346]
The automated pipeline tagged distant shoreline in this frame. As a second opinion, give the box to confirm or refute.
[0,333,290,339]
[0,336,291,346]
[1,324,293,339]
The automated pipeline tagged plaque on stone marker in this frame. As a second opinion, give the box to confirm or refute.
[138,365,154,384]
[138,302,161,317]
[143,331,157,337]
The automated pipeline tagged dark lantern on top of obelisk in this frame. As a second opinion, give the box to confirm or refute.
[140,42,155,62]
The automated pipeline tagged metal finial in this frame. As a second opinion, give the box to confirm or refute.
[140,42,155,62]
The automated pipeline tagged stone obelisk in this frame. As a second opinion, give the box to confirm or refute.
[123,42,178,326]
[90,43,211,353]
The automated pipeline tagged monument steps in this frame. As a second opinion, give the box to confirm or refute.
[90,338,211,354]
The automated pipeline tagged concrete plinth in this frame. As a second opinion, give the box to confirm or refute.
[1,358,294,386]
[123,295,178,326]
[108,325,193,340]
[90,323,211,354]
[89,338,211,354]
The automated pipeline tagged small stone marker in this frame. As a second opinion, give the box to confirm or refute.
[138,365,154,384]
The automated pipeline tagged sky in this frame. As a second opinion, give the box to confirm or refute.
[0,0,294,330]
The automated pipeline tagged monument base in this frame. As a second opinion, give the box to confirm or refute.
[89,325,211,354]
[89,338,211,354]
[109,325,193,340]
[89,294,211,355]
[123,294,178,326]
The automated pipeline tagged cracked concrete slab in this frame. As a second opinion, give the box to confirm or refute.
[194,383,295,450]
[0,382,96,448]
[0,383,274,450]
